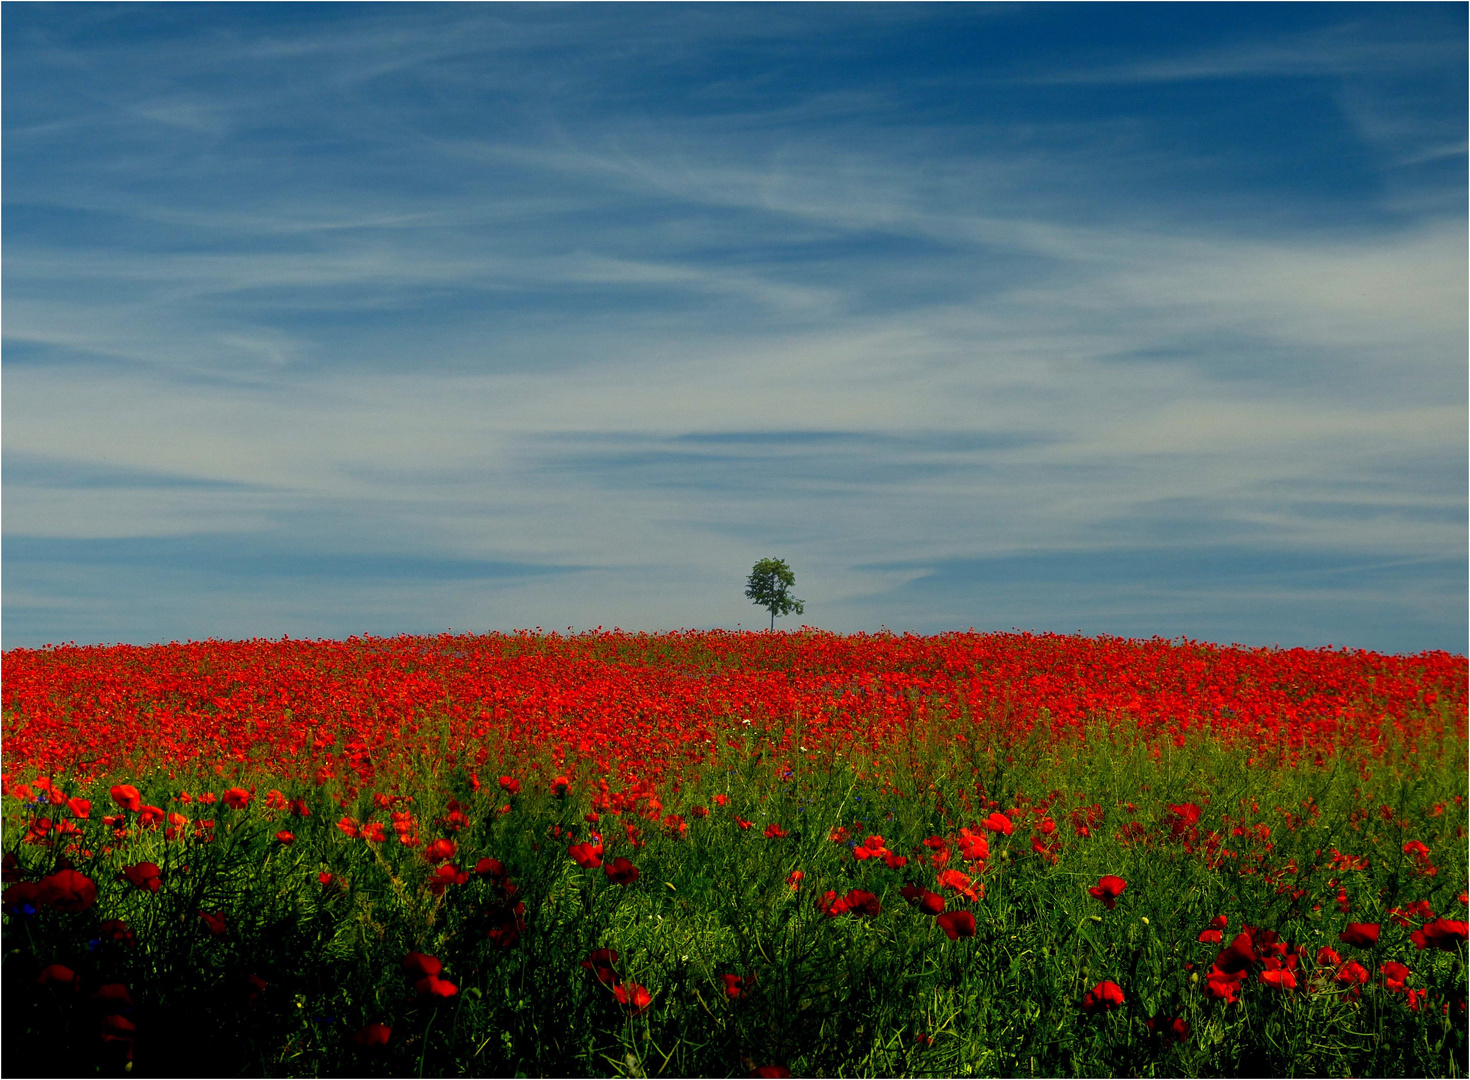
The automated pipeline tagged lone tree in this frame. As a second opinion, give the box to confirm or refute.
[745,557,804,630]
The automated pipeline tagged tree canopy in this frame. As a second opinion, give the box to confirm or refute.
[745,558,804,630]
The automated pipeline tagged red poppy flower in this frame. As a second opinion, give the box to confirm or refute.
[763,823,788,839]
[100,919,135,947]
[1315,946,1343,967]
[1208,914,1228,930]
[1080,980,1124,1013]
[581,948,619,985]
[1214,932,1257,974]
[981,812,1014,837]
[1087,875,1127,910]
[734,817,753,830]
[1335,960,1369,987]
[110,785,142,812]
[336,816,360,838]
[1411,918,1468,951]
[39,869,97,912]
[884,852,908,870]
[1198,929,1222,944]
[499,776,521,795]
[424,838,456,863]
[417,975,458,998]
[568,842,603,869]
[485,900,527,947]
[36,963,80,990]
[613,982,652,1015]
[475,857,507,880]
[751,1068,791,1078]
[274,830,295,845]
[786,870,804,890]
[816,889,849,917]
[1379,961,1410,993]
[1146,1015,1189,1043]
[843,889,881,918]
[66,797,91,820]
[936,868,979,902]
[1258,956,1297,990]
[1205,967,1246,1002]
[352,1023,391,1049]
[403,952,442,980]
[100,1011,137,1058]
[222,787,252,810]
[427,864,470,894]
[721,972,756,999]
[604,857,640,885]
[955,829,989,861]
[936,910,977,940]
[550,776,570,797]
[121,862,162,893]
[92,983,132,1006]
[1338,923,1380,949]
[199,910,227,937]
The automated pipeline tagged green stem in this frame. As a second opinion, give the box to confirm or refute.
[419,1004,439,1078]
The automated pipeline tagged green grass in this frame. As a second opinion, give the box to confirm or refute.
[4,722,1466,1077]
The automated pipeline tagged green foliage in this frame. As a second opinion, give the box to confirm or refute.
[745,558,804,630]
[4,723,1467,1077]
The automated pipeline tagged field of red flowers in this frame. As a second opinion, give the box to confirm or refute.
[3,630,1466,1077]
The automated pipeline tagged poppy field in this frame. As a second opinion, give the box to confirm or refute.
[3,629,1467,1077]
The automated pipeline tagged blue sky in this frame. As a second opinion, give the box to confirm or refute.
[3,2,1465,653]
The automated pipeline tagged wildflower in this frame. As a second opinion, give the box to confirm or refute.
[426,864,470,894]
[1146,1015,1189,1043]
[1088,875,1127,910]
[274,830,295,845]
[900,884,946,915]
[92,983,132,1007]
[613,982,652,1015]
[550,776,570,797]
[121,862,162,893]
[499,776,521,795]
[1411,918,1468,952]
[353,1023,391,1049]
[137,804,166,828]
[475,857,508,881]
[815,890,848,917]
[110,785,142,812]
[714,794,729,807]
[981,811,1014,836]
[1080,980,1125,1013]
[581,948,619,985]
[336,816,360,839]
[568,842,603,869]
[763,823,788,839]
[66,797,91,819]
[37,964,80,991]
[360,822,386,843]
[417,975,458,998]
[1379,961,1410,993]
[1258,956,1297,990]
[403,952,442,980]
[39,869,97,912]
[199,910,227,937]
[936,868,980,902]
[884,852,908,870]
[1315,946,1343,967]
[786,870,804,890]
[936,910,977,940]
[1334,960,1369,988]
[751,1068,790,1079]
[484,900,527,947]
[1338,923,1380,949]
[843,889,881,917]
[734,817,753,830]
[222,787,252,810]
[721,972,755,999]
[424,838,456,863]
[604,857,640,885]
[100,919,135,947]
